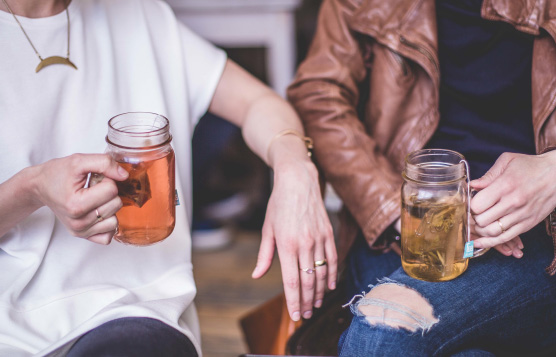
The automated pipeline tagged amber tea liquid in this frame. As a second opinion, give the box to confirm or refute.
[401,198,467,282]
[114,150,175,245]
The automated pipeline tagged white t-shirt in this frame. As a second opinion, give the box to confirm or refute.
[0,0,226,355]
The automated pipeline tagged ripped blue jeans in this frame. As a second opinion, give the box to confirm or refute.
[339,224,556,356]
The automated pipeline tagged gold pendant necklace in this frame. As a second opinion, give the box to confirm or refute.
[2,0,77,73]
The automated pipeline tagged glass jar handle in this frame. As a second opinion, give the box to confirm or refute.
[461,160,490,259]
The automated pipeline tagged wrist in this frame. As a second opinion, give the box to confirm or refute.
[268,134,313,167]
[266,129,313,167]
[17,165,44,210]
[272,152,318,184]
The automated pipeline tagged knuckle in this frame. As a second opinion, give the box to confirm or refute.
[488,225,500,237]
[116,197,124,210]
[100,154,113,170]
[473,215,486,228]
[299,238,315,251]
[302,279,315,290]
[69,153,84,164]
[510,193,525,208]
[498,180,511,193]
[69,228,83,238]
[65,200,85,218]
[72,220,89,233]
[470,200,482,215]
[327,254,338,267]
[281,242,297,255]
[106,182,119,197]
[92,233,111,245]
[108,217,119,230]
[324,225,334,238]
[285,277,300,290]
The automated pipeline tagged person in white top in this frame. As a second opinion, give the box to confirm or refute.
[0,0,337,355]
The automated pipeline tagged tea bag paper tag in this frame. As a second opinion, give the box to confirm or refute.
[175,189,180,206]
[463,241,474,258]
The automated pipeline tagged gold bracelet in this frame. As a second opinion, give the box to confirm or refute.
[266,129,313,162]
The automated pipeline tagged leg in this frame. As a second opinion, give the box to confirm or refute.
[67,317,198,357]
[339,224,556,356]
[345,231,402,298]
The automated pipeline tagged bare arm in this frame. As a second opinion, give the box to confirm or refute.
[209,59,337,321]
[0,167,43,238]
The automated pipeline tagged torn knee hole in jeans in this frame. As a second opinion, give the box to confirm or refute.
[343,278,439,334]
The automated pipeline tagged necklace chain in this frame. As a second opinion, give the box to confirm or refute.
[2,0,74,69]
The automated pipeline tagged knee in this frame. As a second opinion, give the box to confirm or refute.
[338,282,440,356]
[356,283,439,333]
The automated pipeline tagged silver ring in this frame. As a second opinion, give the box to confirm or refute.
[300,267,315,274]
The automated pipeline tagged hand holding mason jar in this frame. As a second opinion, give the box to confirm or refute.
[401,149,487,282]
[92,112,176,246]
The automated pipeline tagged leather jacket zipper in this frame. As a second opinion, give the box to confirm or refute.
[400,36,439,73]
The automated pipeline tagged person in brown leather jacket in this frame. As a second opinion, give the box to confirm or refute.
[288,0,556,355]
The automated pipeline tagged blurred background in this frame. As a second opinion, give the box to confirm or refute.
[163,1,336,356]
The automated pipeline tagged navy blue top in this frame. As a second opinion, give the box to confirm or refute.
[425,0,536,179]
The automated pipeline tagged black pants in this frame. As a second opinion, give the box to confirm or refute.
[66,317,198,357]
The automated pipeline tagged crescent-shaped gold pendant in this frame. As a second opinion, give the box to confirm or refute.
[35,56,78,72]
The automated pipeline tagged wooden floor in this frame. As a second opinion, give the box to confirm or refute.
[192,230,284,357]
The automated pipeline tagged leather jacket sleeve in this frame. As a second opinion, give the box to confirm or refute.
[287,0,402,247]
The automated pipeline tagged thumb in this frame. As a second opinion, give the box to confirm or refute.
[252,226,275,279]
[470,153,513,190]
[79,154,129,182]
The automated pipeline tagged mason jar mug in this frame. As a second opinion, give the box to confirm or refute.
[401,149,485,282]
[105,112,176,246]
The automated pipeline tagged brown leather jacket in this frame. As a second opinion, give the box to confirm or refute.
[287,0,556,274]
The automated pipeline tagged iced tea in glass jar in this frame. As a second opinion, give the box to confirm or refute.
[401,149,486,282]
[104,112,175,246]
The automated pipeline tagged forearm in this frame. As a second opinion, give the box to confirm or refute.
[241,93,309,168]
[0,166,42,238]
[285,0,402,241]
[289,75,401,242]
[208,59,311,170]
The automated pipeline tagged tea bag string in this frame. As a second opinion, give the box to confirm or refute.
[460,159,472,243]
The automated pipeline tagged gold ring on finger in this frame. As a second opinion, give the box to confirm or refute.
[314,259,327,268]
[95,208,104,222]
[496,219,506,234]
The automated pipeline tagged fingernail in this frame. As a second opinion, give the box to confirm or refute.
[303,311,312,319]
[314,300,322,308]
[118,166,128,178]
[330,281,336,290]
[515,251,523,258]
[292,311,300,321]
